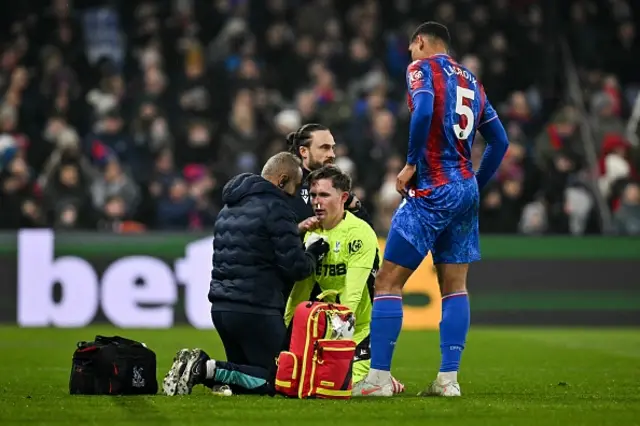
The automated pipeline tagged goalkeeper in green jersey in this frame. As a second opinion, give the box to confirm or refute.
[284,165,404,393]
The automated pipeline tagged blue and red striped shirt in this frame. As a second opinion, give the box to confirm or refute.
[406,54,498,190]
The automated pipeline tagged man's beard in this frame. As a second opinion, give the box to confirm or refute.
[308,157,334,171]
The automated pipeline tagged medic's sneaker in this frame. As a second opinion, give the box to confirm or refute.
[163,349,191,396]
[176,348,209,395]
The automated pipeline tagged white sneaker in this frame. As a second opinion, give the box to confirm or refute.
[175,348,209,395]
[418,380,461,397]
[163,349,191,396]
[351,379,394,397]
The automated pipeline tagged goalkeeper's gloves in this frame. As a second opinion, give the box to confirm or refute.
[305,236,329,263]
[305,232,326,248]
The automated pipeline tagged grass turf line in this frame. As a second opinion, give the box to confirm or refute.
[0,326,638,426]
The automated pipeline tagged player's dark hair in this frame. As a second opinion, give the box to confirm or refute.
[308,165,352,193]
[286,123,329,158]
[411,21,451,47]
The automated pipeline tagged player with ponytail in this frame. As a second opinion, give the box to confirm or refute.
[285,123,370,227]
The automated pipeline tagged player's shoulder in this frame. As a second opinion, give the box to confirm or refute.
[407,59,431,74]
[446,58,483,87]
[344,212,377,244]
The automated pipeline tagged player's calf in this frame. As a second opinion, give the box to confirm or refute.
[366,232,420,389]
[432,263,470,395]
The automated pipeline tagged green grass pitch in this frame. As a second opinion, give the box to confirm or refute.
[1,326,639,426]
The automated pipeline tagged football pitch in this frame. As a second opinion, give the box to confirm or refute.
[1,326,639,426]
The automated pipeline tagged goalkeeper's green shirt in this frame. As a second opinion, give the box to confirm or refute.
[284,211,379,344]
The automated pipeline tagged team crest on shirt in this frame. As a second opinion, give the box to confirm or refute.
[334,241,341,253]
[301,189,309,204]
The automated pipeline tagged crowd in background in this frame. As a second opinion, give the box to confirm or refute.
[0,0,639,235]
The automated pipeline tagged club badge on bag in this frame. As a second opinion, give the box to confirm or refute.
[69,335,158,395]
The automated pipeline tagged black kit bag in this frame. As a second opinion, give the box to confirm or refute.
[69,335,158,395]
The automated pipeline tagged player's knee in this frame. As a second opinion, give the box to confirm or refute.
[374,267,393,294]
[440,276,467,295]
[375,261,410,295]
[435,264,468,295]
[441,278,466,295]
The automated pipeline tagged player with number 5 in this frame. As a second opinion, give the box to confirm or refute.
[352,22,509,397]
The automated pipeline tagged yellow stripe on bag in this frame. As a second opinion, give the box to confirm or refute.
[321,346,354,352]
[291,354,298,378]
[315,387,351,397]
[308,344,320,398]
[275,379,291,388]
[299,303,323,399]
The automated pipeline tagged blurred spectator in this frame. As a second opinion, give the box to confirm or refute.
[373,156,403,235]
[44,161,93,230]
[91,159,140,219]
[479,185,508,234]
[597,133,637,201]
[0,0,638,235]
[176,118,217,168]
[0,155,43,228]
[591,90,626,150]
[156,178,196,230]
[519,199,548,235]
[614,182,640,235]
[534,106,581,173]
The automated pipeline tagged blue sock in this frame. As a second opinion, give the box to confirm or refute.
[439,292,470,372]
[370,295,404,371]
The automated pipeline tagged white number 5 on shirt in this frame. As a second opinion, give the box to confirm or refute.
[453,86,475,140]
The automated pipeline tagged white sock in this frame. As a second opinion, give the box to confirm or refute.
[437,371,458,384]
[205,359,216,379]
[369,368,391,384]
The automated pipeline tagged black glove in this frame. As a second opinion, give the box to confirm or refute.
[344,193,361,211]
[305,238,329,262]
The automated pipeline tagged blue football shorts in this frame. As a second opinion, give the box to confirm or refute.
[384,178,481,268]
